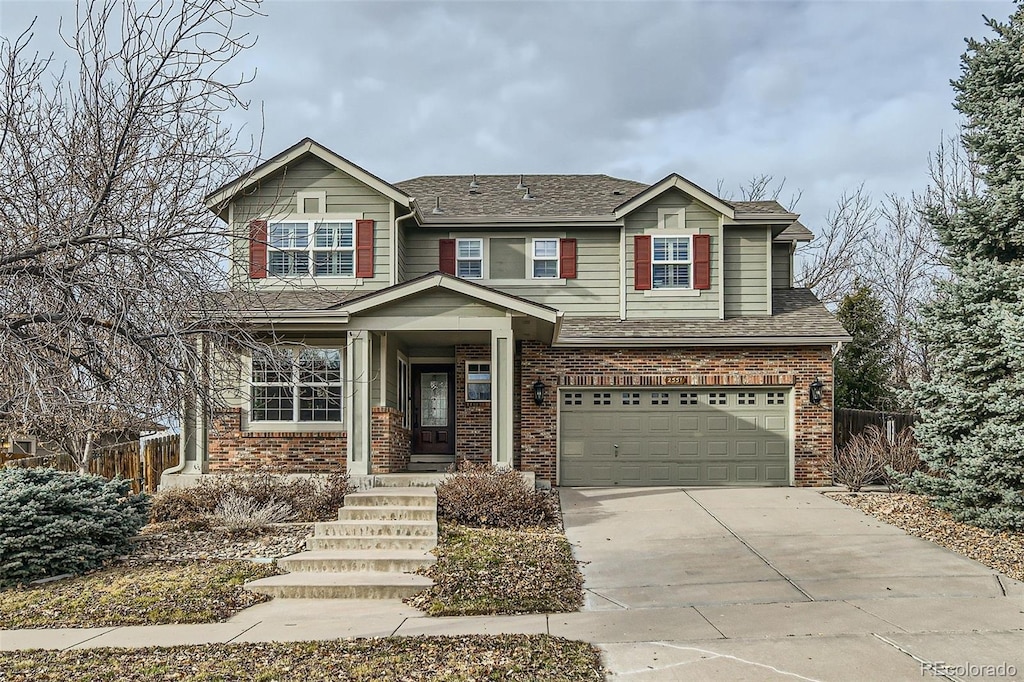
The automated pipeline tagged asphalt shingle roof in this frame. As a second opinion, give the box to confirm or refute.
[395,174,650,218]
[556,289,850,342]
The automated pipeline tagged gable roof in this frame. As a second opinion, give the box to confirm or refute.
[205,138,411,217]
[613,173,736,219]
[395,174,648,220]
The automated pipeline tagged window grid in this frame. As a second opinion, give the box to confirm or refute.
[564,392,583,406]
[738,392,756,406]
[592,392,611,406]
[652,235,693,289]
[679,392,698,405]
[532,239,559,278]
[251,348,343,422]
[456,238,484,279]
[767,392,786,405]
[651,392,670,405]
[466,362,492,402]
[268,221,354,278]
[622,392,641,406]
[708,392,727,406]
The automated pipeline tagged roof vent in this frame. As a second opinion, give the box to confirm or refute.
[469,174,479,189]
[516,174,526,190]
[612,190,624,195]
[432,196,444,214]
[523,186,535,200]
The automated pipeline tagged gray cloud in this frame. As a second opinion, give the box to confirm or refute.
[0,0,1006,231]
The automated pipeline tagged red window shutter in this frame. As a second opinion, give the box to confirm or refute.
[693,234,711,290]
[559,238,577,279]
[249,220,268,279]
[355,219,374,278]
[439,239,456,275]
[634,235,652,290]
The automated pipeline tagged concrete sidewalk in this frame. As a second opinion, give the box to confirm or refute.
[562,487,1024,681]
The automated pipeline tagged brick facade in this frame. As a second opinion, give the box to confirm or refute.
[518,342,835,486]
[454,344,492,466]
[370,406,411,474]
[208,408,347,473]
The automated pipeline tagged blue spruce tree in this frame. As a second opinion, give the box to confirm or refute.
[909,4,1024,529]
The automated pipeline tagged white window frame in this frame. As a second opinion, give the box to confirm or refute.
[456,238,484,279]
[652,234,693,290]
[397,352,411,429]
[531,238,559,279]
[465,361,492,402]
[267,220,356,278]
[250,347,344,424]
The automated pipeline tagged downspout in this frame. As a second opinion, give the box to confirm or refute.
[394,201,419,282]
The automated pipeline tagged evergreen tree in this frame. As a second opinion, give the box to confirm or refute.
[909,4,1024,530]
[834,283,894,410]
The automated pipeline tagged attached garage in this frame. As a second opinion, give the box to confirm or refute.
[559,387,791,486]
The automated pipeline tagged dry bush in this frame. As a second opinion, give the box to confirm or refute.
[437,461,558,529]
[213,493,296,534]
[149,472,353,524]
[880,427,920,492]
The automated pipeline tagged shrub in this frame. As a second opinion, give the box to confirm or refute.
[149,471,353,524]
[436,461,558,529]
[0,468,149,588]
[213,493,296,533]
[831,424,920,492]
[880,427,920,492]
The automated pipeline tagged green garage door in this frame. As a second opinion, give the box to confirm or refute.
[559,388,791,486]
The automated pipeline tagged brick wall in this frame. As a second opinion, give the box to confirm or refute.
[208,409,347,473]
[371,406,411,474]
[518,342,835,486]
[454,344,491,466]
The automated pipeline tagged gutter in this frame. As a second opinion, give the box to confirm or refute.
[552,335,853,348]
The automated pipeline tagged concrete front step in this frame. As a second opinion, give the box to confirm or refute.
[245,571,432,600]
[344,488,438,508]
[339,506,437,522]
[278,549,436,574]
[350,473,448,488]
[306,535,437,552]
[314,519,438,537]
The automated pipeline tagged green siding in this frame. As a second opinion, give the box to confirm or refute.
[401,226,621,315]
[772,243,792,289]
[724,227,769,317]
[358,290,507,318]
[230,156,392,291]
[624,189,720,319]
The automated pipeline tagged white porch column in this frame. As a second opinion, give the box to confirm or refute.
[346,330,372,476]
[490,326,515,468]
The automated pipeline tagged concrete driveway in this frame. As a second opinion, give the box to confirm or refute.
[559,487,1024,681]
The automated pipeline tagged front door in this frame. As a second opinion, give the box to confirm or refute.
[412,364,456,455]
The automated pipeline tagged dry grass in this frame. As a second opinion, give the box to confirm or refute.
[0,560,280,628]
[407,524,584,616]
[0,635,606,681]
[828,492,1024,581]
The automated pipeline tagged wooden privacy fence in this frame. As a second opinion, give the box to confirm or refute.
[834,408,916,451]
[1,434,179,493]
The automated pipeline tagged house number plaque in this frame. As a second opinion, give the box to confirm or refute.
[664,376,687,385]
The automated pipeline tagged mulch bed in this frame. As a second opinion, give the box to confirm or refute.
[827,492,1024,581]
[0,635,606,681]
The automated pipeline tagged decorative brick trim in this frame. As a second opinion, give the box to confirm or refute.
[559,373,794,387]
[370,406,411,474]
[208,408,347,474]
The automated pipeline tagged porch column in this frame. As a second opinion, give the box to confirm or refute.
[490,326,514,468]
[346,330,372,476]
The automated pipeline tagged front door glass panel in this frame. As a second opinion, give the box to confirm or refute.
[420,372,449,427]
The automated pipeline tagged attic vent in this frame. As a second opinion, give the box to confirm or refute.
[613,190,624,195]
[516,174,526,190]
[523,186,535,200]
[432,197,444,214]
[469,174,479,189]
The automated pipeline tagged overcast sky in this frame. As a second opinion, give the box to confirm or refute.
[0,0,1007,231]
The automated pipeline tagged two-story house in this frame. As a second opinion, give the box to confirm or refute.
[180,138,850,488]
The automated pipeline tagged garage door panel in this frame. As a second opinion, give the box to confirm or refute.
[559,388,791,486]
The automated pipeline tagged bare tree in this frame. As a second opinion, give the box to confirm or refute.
[796,184,877,308]
[716,174,803,210]
[0,0,266,472]
[923,129,983,220]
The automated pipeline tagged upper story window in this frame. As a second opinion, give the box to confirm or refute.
[652,235,692,289]
[268,221,354,277]
[532,239,559,278]
[251,348,343,422]
[456,238,484,279]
